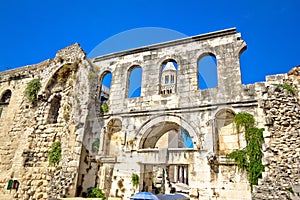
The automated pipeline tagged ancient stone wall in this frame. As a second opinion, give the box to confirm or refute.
[253,68,300,199]
[0,28,299,200]
[0,44,89,199]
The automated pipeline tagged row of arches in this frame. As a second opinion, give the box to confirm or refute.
[99,107,239,154]
[98,55,218,102]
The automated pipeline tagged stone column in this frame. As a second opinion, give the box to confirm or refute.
[184,166,188,184]
[179,166,184,183]
[174,165,177,182]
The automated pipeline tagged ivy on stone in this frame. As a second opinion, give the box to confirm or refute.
[227,112,264,190]
[48,142,62,166]
[25,79,41,104]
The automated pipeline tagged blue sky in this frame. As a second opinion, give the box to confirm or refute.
[0,0,299,84]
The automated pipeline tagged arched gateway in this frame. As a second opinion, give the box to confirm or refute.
[135,115,199,194]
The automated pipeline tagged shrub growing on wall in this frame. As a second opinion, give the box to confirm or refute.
[227,112,264,190]
[57,62,79,83]
[48,142,62,166]
[132,174,139,187]
[25,79,41,104]
[87,187,106,199]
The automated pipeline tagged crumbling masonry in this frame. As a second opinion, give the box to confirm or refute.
[0,28,299,199]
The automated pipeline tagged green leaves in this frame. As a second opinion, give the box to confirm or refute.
[92,139,100,153]
[25,79,41,104]
[56,62,79,83]
[100,103,109,114]
[273,83,297,95]
[131,174,139,187]
[48,142,62,166]
[228,113,264,190]
[87,187,106,199]
[233,112,255,134]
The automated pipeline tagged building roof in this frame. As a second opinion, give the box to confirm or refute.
[163,62,176,72]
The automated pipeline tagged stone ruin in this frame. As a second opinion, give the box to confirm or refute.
[0,28,299,199]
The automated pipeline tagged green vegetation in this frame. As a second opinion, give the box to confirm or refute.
[25,79,41,104]
[56,62,79,83]
[87,187,106,199]
[100,103,109,114]
[131,174,139,187]
[0,107,2,117]
[48,142,62,166]
[92,139,100,153]
[273,83,297,95]
[227,112,264,190]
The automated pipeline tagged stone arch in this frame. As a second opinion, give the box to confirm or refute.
[0,89,12,104]
[99,70,112,104]
[197,52,218,90]
[137,115,200,149]
[214,108,237,155]
[103,118,123,156]
[39,62,74,98]
[157,54,184,71]
[127,65,142,98]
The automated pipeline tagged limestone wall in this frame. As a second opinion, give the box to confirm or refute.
[253,68,300,199]
[0,28,299,200]
[0,44,89,199]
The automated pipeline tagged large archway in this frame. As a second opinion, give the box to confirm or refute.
[137,115,200,150]
[139,121,193,149]
[136,116,199,194]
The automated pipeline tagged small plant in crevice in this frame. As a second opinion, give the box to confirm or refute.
[131,174,139,188]
[273,83,297,95]
[88,72,98,80]
[48,142,62,166]
[87,187,106,199]
[227,112,264,191]
[25,79,41,104]
[56,62,79,83]
[0,107,2,117]
[92,139,100,153]
[100,103,109,114]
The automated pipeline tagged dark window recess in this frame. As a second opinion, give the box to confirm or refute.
[47,95,62,124]
[0,90,12,104]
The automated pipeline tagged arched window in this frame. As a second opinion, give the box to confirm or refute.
[99,72,112,104]
[0,89,12,104]
[160,60,177,95]
[128,66,142,98]
[198,54,218,89]
[214,109,236,155]
[47,94,62,124]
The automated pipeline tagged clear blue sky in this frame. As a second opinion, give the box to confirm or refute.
[0,0,299,84]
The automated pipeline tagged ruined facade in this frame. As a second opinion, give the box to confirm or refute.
[0,28,299,199]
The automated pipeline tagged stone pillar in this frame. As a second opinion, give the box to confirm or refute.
[184,166,188,184]
[179,166,184,183]
[174,165,177,182]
